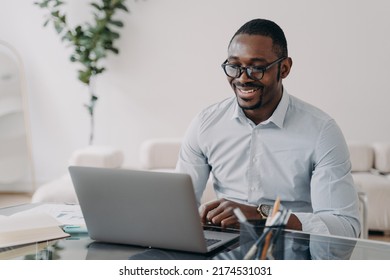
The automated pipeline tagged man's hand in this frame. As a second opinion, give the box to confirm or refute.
[199,198,258,228]
[199,198,303,231]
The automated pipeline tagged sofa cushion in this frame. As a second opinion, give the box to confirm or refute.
[139,138,182,169]
[352,172,390,231]
[31,174,78,204]
[373,142,390,173]
[348,142,374,172]
[32,146,124,204]
[69,146,124,168]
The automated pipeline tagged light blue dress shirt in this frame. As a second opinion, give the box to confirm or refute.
[176,90,361,238]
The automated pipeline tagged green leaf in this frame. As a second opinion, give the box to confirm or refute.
[54,20,64,33]
[54,1,64,8]
[51,10,60,18]
[84,104,93,116]
[109,20,124,27]
[59,15,66,24]
[91,3,102,11]
[75,26,83,34]
[37,3,48,8]
[116,3,129,12]
[91,95,98,102]
[69,55,77,62]
[84,94,98,116]
[107,47,119,54]
[93,46,106,59]
[78,70,92,84]
[36,0,128,91]
[62,31,74,41]
[108,31,120,39]
[35,0,49,8]
[43,19,50,27]
[95,67,106,74]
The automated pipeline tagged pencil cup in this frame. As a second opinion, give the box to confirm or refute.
[239,219,285,260]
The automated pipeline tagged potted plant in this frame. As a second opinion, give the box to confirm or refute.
[35,0,129,144]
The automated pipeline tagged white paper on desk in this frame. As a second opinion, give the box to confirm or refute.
[11,204,85,226]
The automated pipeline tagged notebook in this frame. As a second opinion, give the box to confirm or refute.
[68,166,239,254]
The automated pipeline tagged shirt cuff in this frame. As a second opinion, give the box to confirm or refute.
[293,212,331,235]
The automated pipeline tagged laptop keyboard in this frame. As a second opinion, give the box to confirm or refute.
[205,238,221,247]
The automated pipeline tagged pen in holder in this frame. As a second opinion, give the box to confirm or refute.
[234,206,290,260]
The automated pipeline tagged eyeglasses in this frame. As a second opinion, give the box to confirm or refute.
[221,56,286,81]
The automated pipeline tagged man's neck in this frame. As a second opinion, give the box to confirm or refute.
[244,89,283,125]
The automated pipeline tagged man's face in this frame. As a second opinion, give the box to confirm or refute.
[227,34,289,114]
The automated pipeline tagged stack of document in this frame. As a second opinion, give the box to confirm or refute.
[0,212,70,249]
[0,204,89,259]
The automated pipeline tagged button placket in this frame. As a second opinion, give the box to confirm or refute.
[248,127,263,203]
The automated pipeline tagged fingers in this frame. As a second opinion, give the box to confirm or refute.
[220,215,239,228]
[207,204,230,224]
[212,207,238,228]
[199,199,221,223]
[200,199,239,228]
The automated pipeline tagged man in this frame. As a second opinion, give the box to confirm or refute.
[176,19,361,238]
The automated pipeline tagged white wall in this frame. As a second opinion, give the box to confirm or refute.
[1,0,390,186]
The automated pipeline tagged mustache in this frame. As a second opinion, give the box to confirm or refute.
[234,82,264,88]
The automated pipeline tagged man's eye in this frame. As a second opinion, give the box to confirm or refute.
[251,67,265,72]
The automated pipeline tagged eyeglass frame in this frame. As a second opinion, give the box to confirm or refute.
[221,56,287,81]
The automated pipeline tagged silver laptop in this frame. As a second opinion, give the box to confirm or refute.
[68,166,239,254]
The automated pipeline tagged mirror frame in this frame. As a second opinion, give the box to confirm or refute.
[0,40,35,192]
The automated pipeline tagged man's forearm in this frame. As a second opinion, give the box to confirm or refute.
[285,214,302,231]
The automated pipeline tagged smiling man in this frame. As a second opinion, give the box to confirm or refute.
[176,19,361,237]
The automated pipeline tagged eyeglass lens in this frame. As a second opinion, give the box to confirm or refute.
[222,57,286,81]
[225,65,264,80]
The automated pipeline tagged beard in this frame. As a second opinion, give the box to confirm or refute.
[233,81,265,111]
[237,95,263,110]
[232,65,282,111]
[235,89,264,111]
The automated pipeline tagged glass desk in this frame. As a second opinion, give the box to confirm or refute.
[2,203,390,260]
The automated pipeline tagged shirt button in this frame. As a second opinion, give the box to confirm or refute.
[253,157,257,163]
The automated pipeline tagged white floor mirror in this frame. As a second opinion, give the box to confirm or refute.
[0,40,35,192]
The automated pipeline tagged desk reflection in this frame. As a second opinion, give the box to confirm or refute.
[86,242,209,260]
[279,231,357,260]
[215,230,357,260]
[3,203,388,260]
[84,230,357,260]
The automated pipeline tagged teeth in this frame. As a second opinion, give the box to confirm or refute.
[241,89,257,93]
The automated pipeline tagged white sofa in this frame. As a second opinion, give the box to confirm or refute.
[32,139,390,237]
[139,138,216,204]
[31,141,216,205]
[139,138,372,238]
[31,146,124,204]
[348,142,390,234]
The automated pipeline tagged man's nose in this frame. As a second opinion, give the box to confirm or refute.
[237,69,253,83]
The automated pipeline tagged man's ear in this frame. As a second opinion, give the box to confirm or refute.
[280,57,293,79]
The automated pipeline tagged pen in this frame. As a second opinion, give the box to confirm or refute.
[246,212,283,260]
[233,208,265,260]
[62,225,88,233]
[270,197,281,220]
[260,197,280,260]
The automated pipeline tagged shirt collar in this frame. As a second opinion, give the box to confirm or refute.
[265,89,289,128]
[231,89,290,128]
[231,100,246,122]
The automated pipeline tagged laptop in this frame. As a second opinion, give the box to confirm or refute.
[68,166,239,254]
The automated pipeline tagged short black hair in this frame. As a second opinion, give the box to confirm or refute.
[229,19,288,57]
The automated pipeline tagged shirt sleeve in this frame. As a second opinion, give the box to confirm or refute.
[175,114,211,206]
[295,119,361,238]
